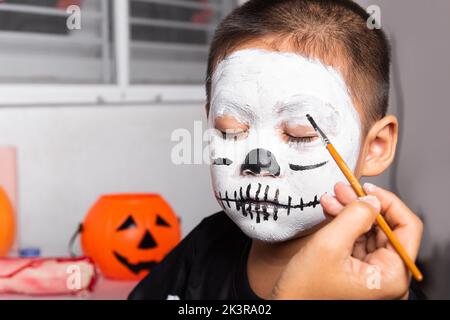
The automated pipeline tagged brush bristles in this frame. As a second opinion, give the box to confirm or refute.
[306,114,330,145]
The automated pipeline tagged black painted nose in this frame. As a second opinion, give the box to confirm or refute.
[241,148,280,177]
[138,230,157,249]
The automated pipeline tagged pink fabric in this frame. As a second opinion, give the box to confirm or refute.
[0,257,97,296]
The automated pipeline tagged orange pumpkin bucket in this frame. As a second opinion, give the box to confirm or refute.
[80,194,181,280]
[0,186,15,257]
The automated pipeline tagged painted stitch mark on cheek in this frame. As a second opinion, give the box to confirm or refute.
[225,191,231,208]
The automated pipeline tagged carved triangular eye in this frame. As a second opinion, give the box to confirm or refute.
[117,215,137,231]
[156,214,170,227]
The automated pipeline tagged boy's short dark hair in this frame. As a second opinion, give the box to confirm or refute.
[206,0,391,131]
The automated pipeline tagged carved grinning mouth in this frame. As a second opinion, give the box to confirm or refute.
[215,183,320,224]
[113,251,159,274]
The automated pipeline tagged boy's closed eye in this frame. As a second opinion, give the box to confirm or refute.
[214,115,319,145]
[214,115,249,141]
[280,123,319,145]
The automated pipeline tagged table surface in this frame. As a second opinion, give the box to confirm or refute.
[0,276,139,300]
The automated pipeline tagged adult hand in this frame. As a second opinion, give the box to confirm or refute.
[270,182,423,300]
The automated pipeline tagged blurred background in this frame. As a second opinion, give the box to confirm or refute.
[0,0,448,299]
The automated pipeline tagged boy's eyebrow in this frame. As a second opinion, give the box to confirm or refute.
[275,95,331,115]
[211,97,256,121]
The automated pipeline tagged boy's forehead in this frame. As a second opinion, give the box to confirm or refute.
[221,35,347,74]
[210,36,365,122]
[211,48,350,117]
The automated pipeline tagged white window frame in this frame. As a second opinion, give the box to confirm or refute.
[0,0,230,106]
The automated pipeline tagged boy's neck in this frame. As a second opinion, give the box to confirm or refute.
[247,222,326,299]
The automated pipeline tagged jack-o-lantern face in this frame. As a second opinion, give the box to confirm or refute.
[0,187,15,257]
[112,213,173,274]
[81,194,181,280]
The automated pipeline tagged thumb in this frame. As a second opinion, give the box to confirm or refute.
[316,195,381,254]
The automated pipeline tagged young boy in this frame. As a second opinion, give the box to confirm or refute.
[129,0,423,300]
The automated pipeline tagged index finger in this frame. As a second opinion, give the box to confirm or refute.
[363,183,423,260]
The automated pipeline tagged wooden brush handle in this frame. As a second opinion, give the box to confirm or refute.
[326,143,423,282]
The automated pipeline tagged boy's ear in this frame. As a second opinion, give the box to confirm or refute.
[360,115,398,176]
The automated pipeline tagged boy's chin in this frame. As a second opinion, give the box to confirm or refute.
[224,209,327,243]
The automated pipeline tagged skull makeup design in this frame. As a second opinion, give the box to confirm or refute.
[208,49,362,242]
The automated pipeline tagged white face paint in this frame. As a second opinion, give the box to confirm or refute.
[208,49,362,242]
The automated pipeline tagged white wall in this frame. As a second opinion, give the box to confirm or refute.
[0,103,220,256]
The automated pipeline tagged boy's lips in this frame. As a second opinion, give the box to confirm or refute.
[215,183,321,223]
[241,198,284,209]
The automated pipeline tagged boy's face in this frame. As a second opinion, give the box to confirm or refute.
[208,48,362,242]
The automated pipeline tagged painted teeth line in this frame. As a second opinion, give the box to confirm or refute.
[287,196,292,216]
[262,184,269,221]
[216,184,320,224]
[255,183,262,222]
[273,188,279,221]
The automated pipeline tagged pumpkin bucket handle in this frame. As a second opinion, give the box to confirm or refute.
[68,223,83,258]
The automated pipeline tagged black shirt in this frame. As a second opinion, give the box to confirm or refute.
[128,211,424,300]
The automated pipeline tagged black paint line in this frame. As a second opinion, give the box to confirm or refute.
[313,195,318,208]
[247,202,253,220]
[218,191,224,209]
[306,114,330,145]
[264,185,269,201]
[262,201,268,215]
[216,193,320,211]
[255,183,262,200]
[225,191,230,208]
[212,158,233,166]
[289,161,328,171]
[241,202,247,217]
[287,196,292,216]
[273,189,280,221]
[216,184,322,223]
[291,196,320,210]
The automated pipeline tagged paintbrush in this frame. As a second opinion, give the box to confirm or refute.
[306,114,423,282]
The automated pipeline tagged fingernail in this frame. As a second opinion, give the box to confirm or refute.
[359,195,381,212]
[363,182,377,193]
